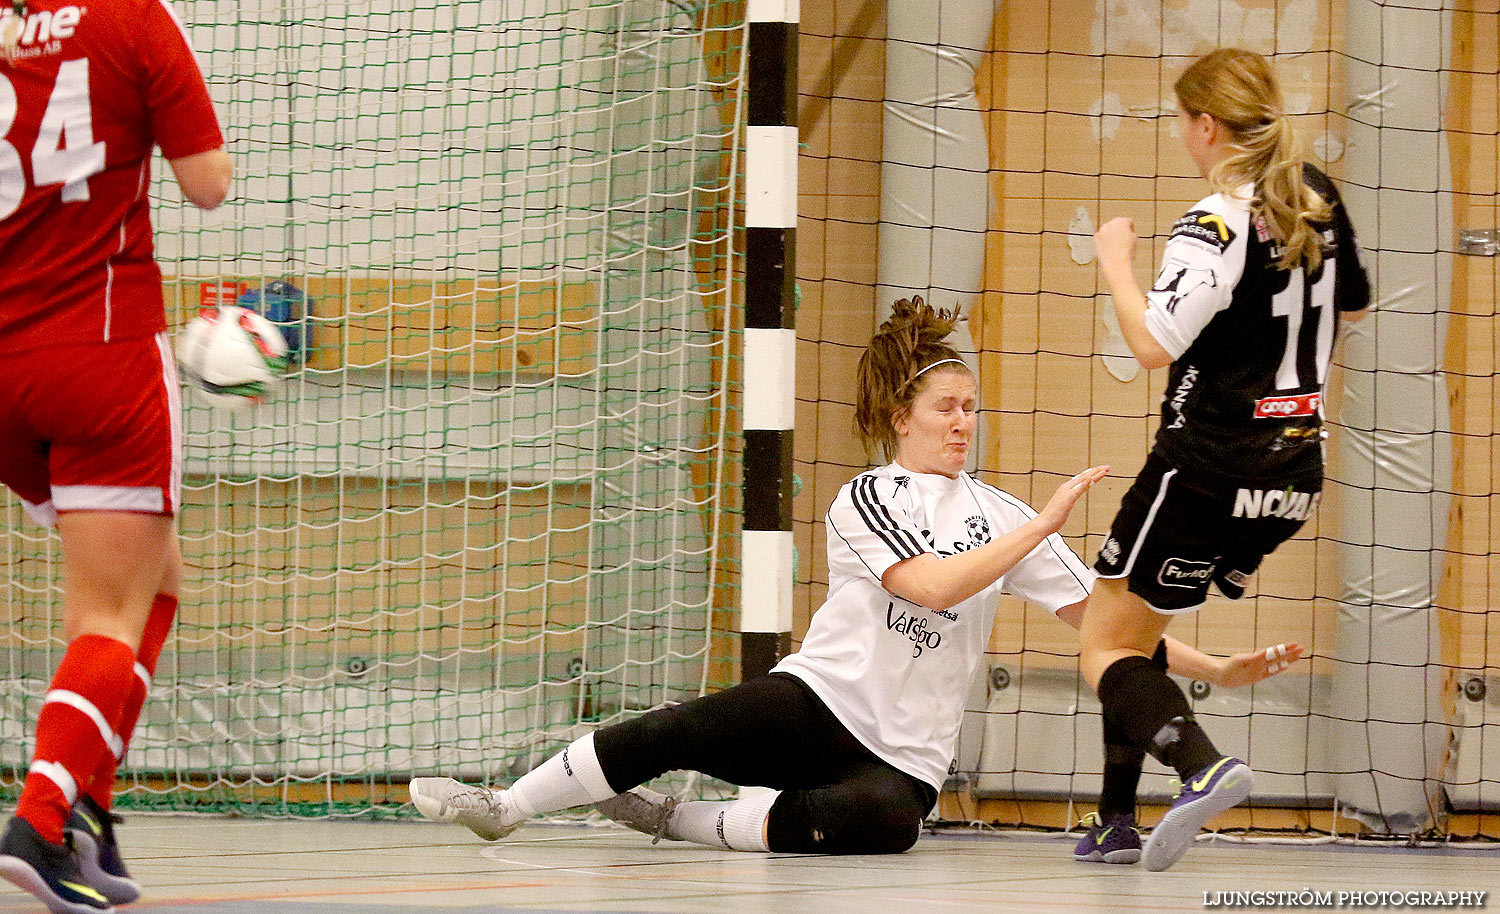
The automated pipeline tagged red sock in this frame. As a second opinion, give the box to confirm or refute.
[16,634,137,844]
[86,593,178,812]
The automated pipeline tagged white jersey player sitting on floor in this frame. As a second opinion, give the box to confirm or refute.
[410,297,1302,855]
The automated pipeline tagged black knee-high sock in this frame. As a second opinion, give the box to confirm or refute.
[1099,723,1144,820]
[1096,641,1169,819]
[1097,654,1220,781]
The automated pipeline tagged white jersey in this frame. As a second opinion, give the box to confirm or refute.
[773,462,1093,790]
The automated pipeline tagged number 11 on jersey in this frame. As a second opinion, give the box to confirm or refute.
[1271,259,1337,391]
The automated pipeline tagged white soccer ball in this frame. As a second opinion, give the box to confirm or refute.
[179,305,290,409]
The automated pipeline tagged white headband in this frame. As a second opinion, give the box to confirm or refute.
[908,358,967,385]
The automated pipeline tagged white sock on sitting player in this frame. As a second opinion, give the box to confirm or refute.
[505,732,617,822]
[666,790,778,852]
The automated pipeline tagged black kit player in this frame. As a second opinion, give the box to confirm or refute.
[1077,47,1371,872]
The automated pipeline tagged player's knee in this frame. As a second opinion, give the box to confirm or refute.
[825,810,922,854]
[819,789,925,854]
[158,539,184,598]
[865,812,923,853]
[592,699,710,789]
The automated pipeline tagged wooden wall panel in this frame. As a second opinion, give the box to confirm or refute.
[0,480,598,673]
[793,1,1482,671]
[982,0,1350,660]
[174,479,595,656]
[164,277,598,377]
[795,1,885,640]
[1441,3,1500,675]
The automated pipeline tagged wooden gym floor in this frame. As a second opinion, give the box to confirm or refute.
[0,816,1493,913]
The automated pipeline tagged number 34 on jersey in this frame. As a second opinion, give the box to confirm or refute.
[0,47,107,220]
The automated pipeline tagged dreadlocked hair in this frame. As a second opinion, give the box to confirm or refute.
[853,296,969,462]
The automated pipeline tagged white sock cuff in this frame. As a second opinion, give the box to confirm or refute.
[564,732,616,802]
[720,789,778,852]
[508,731,617,818]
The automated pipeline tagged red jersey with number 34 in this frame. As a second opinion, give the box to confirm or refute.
[0,0,223,354]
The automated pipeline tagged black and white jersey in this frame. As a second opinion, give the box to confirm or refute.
[1143,165,1370,481]
[773,462,1093,790]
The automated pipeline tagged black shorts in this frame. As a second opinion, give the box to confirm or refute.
[1093,451,1321,613]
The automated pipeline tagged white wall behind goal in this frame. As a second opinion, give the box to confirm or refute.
[160,0,727,279]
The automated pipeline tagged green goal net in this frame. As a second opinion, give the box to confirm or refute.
[1,0,745,816]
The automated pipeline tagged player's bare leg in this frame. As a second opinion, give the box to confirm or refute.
[56,512,172,650]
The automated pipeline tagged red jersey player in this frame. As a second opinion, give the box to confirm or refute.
[0,1,229,911]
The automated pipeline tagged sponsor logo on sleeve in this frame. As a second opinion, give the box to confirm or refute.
[1252,392,1320,418]
[1151,264,1218,313]
[1166,365,1199,429]
[1170,210,1236,252]
[1158,557,1215,588]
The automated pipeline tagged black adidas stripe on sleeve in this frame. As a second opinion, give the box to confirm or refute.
[850,475,925,560]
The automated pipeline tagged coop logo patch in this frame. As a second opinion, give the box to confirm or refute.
[1171,210,1236,252]
[1158,558,1214,588]
[1253,214,1271,242]
[1253,392,1320,418]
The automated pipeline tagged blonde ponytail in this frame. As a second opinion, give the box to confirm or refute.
[1176,48,1331,271]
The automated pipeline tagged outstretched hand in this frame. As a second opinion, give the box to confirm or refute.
[1036,465,1110,536]
[1213,642,1305,688]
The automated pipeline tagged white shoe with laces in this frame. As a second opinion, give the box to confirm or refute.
[408,778,519,841]
[594,788,680,843]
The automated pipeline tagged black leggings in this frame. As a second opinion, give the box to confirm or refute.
[592,673,936,855]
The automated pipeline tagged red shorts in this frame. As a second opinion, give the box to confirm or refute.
[0,332,181,526]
